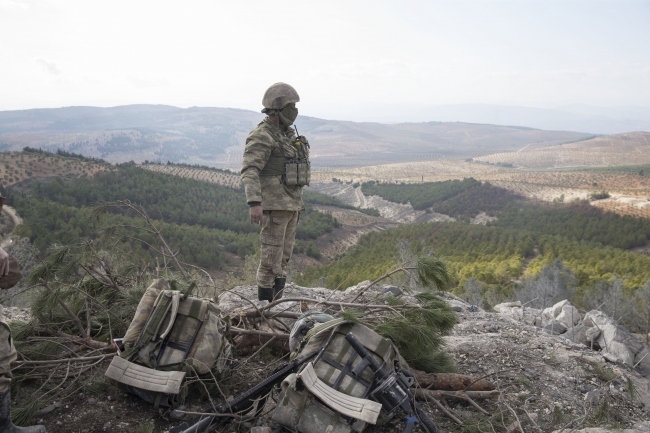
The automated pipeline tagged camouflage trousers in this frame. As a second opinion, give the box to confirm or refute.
[0,316,16,394]
[257,210,299,288]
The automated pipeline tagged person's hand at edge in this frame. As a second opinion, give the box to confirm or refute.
[0,247,8,277]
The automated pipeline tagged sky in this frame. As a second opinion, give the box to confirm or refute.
[1,0,649,121]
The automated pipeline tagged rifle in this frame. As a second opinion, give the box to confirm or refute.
[345,333,443,433]
[169,351,318,433]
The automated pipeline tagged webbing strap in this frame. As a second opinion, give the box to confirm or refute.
[159,292,180,340]
[134,291,172,350]
[304,318,347,342]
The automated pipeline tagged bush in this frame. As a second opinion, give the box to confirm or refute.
[590,190,610,200]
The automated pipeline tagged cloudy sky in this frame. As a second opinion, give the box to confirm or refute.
[1,0,649,121]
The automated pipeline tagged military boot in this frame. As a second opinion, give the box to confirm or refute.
[273,277,287,300]
[0,390,47,433]
[258,286,274,302]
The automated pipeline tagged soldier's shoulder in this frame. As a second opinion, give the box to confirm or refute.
[247,121,275,140]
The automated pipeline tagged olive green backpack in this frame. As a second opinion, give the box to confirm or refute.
[273,320,403,433]
[105,280,232,408]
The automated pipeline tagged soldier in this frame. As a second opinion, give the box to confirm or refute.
[241,83,310,302]
[0,245,47,432]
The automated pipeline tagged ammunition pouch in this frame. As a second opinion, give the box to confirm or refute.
[284,159,310,186]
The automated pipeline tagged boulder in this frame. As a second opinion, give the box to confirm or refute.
[543,321,567,335]
[564,324,588,346]
[555,303,582,328]
[585,326,601,345]
[493,301,521,312]
[542,299,571,320]
[493,301,524,321]
[582,310,650,372]
[541,300,581,328]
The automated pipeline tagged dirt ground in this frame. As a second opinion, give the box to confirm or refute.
[22,285,650,433]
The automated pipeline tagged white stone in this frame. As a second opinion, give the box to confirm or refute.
[493,301,521,312]
[555,304,582,328]
[583,310,647,368]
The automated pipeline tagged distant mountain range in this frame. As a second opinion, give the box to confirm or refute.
[316,103,650,135]
[0,105,593,169]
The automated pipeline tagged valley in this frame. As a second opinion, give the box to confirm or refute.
[2,108,650,433]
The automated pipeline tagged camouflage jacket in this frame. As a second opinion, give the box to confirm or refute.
[240,119,306,211]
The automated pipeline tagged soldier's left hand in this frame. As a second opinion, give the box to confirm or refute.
[250,206,263,225]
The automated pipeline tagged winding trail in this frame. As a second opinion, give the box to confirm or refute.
[3,206,23,227]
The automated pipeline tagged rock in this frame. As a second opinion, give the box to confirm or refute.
[381,285,402,296]
[493,301,524,320]
[493,301,521,313]
[251,428,273,433]
[585,389,600,406]
[34,404,58,416]
[583,310,648,369]
[543,321,567,335]
[541,300,581,328]
[585,326,601,344]
[555,303,582,328]
[169,405,186,419]
[446,299,469,313]
[564,325,588,345]
[602,352,620,363]
[635,347,650,377]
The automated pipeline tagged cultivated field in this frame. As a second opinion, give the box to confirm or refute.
[592,198,650,220]
[474,132,650,169]
[0,152,112,186]
[311,159,506,183]
[141,164,242,189]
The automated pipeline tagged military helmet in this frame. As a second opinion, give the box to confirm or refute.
[262,82,300,111]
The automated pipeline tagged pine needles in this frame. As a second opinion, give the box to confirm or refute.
[373,291,458,373]
[416,256,452,291]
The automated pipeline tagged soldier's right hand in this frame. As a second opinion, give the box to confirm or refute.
[250,206,263,225]
[0,247,8,277]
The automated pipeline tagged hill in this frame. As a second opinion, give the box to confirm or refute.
[474,132,650,169]
[0,105,591,168]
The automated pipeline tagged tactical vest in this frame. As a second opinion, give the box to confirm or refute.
[273,320,402,433]
[259,132,311,187]
[105,280,232,408]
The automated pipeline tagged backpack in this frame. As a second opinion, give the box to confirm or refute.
[272,319,403,433]
[105,279,232,408]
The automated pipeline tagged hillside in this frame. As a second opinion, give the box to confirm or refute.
[474,132,650,169]
[0,105,591,168]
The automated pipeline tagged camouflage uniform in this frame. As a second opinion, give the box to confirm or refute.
[0,315,16,394]
[241,119,307,288]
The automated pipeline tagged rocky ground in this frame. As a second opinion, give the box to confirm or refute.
[9,283,650,432]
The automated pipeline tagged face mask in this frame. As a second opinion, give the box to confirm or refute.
[278,105,298,126]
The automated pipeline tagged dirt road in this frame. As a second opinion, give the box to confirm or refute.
[3,205,23,227]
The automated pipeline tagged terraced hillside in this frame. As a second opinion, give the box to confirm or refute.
[474,132,650,169]
[142,163,241,189]
[0,150,112,187]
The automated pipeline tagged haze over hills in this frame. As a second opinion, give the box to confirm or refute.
[318,103,650,135]
[0,105,592,169]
